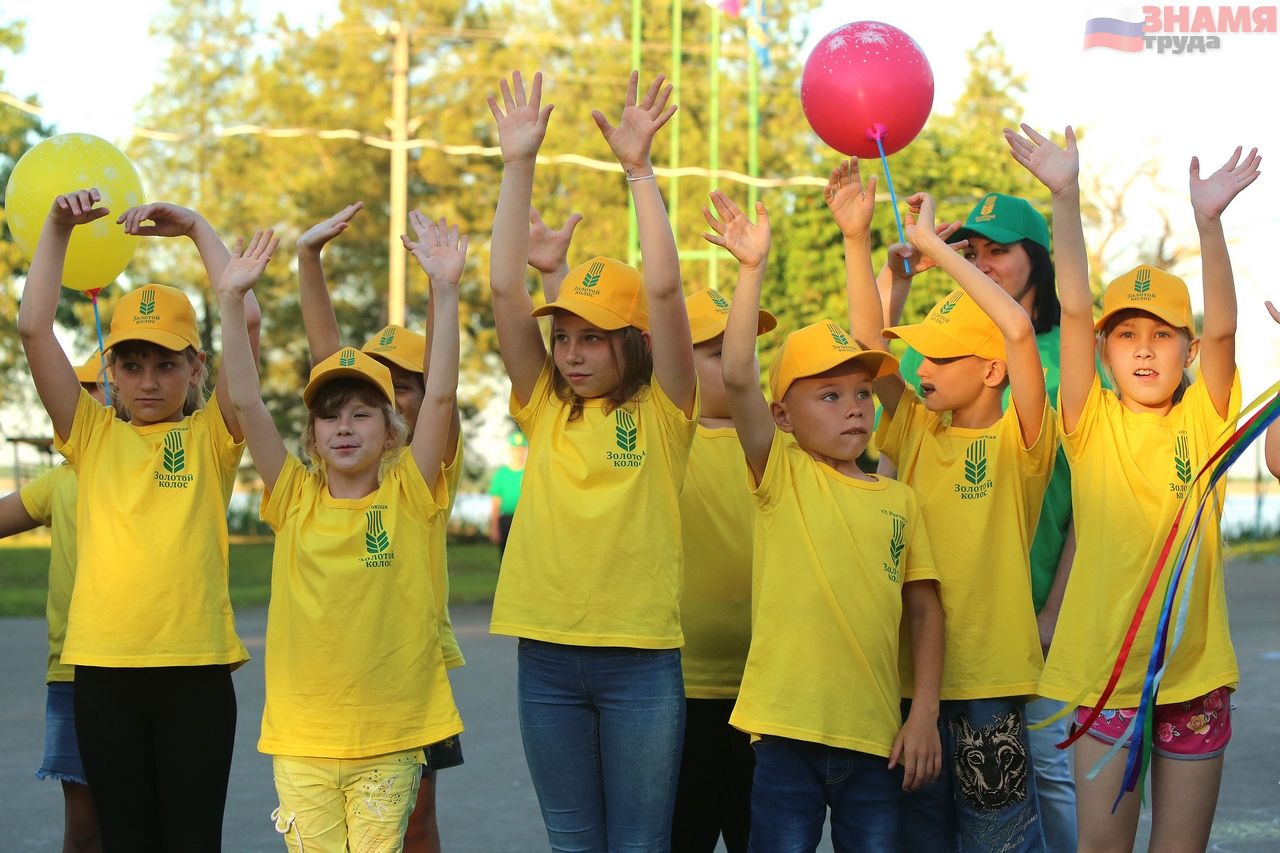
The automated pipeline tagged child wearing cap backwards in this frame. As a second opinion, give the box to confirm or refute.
[829,158,1058,852]
[703,187,943,852]
[295,202,466,853]
[670,285,776,853]
[0,352,108,853]
[18,190,257,852]
[486,68,697,851]
[214,222,465,851]
[1008,124,1259,853]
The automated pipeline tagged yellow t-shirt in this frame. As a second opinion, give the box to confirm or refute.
[877,391,1057,700]
[491,359,698,648]
[730,432,938,757]
[680,425,753,699]
[20,465,78,683]
[435,440,465,668]
[258,452,463,759]
[55,390,248,668]
[1039,372,1241,707]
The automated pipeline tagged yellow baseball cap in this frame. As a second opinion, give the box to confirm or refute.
[883,290,1006,362]
[362,324,427,374]
[302,346,395,408]
[532,257,649,331]
[1096,265,1194,333]
[769,319,898,402]
[104,284,202,353]
[685,288,777,344]
[74,350,110,384]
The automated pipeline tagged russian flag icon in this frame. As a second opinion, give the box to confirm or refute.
[1084,4,1147,51]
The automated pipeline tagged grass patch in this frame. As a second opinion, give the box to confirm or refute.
[0,540,505,618]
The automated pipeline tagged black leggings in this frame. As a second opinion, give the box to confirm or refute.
[74,665,237,853]
[672,697,755,853]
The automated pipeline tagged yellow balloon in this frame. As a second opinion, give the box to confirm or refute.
[3,133,145,292]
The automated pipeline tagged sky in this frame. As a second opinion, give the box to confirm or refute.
[1,0,1279,473]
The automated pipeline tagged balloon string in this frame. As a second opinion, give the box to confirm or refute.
[90,293,112,406]
[873,133,910,275]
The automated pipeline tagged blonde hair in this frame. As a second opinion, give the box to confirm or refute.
[301,378,408,474]
[107,341,208,419]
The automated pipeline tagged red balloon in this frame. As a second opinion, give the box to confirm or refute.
[801,21,935,159]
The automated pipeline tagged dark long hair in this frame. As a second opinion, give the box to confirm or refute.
[1021,239,1060,334]
[551,325,653,421]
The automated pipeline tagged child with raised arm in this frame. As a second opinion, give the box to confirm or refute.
[705,189,943,852]
[485,69,697,851]
[1009,123,1258,853]
[831,157,1058,851]
[19,190,256,853]
[215,221,465,851]
[295,202,466,853]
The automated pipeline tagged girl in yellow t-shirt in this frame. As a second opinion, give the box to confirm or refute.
[1010,125,1258,851]
[486,70,698,851]
[214,223,465,851]
[20,191,257,852]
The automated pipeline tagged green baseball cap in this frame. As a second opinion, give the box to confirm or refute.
[949,192,1050,251]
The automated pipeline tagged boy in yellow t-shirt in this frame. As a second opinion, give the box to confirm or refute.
[705,189,943,852]
[829,159,1056,852]
[215,224,465,851]
[673,287,776,853]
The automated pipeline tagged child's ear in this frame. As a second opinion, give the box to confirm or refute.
[639,330,652,352]
[1184,336,1202,367]
[190,350,208,386]
[770,400,794,433]
[983,359,1008,389]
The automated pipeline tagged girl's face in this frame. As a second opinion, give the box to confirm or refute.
[1102,311,1197,414]
[692,335,730,420]
[964,237,1034,312]
[113,346,203,425]
[552,313,627,399]
[311,397,394,476]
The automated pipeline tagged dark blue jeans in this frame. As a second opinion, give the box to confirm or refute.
[749,736,901,853]
[517,639,685,853]
[899,697,1046,853]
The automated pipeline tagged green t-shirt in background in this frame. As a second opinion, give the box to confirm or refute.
[489,465,525,516]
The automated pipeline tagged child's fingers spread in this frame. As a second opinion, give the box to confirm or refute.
[486,95,503,122]
[755,201,768,220]
[655,103,677,129]
[702,231,726,248]
[498,78,514,112]
[458,234,470,257]
[701,206,723,231]
[511,70,527,106]
[528,70,542,108]
[590,110,612,136]
[625,69,639,106]
[1019,122,1050,145]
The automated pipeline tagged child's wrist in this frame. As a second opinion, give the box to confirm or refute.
[621,160,653,180]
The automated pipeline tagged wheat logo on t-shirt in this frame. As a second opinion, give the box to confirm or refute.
[1170,430,1193,497]
[607,408,646,468]
[361,507,395,568]
[880,508,907,582]
[153,429,194,488]
[955,436,994,500]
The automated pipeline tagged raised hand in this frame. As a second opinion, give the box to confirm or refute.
[1005,124,1079,195]
[298,202,364,253]
[903,192,941,249]
[116,202,201,237]
[702,191,770,270]
[49,189,110,228]
[1190,146,1261,221]
[528,207,582,274]
[1266,300,1279,324]
[402,210,469,286]
[824,158,878,239]
[487,70,553,164]
[591,71,677,175]
[887,222,967,278]
[217,230,279,297]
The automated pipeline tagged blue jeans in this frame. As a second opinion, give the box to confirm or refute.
[899,697,1045,853]
[749,736,900,853]
[517,639,685,853]
[1025,698,1077,853]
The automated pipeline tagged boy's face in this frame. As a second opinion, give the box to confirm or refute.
[915,354,1000,413]
[1102,310,1197,412]
[772,361,875,464]
[375,358,425,433]
[692,334,730,420]
[113,346,202,425]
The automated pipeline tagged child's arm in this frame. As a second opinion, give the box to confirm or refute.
[296,202,364,363]
[528,207,582,303]
[823,159,908,416]
[488,71,555,407]
[1037,518,1075,655]
[1005,125,1092,434]
[907,192,1046,446]
[702,191,775,483]
[403,216,467,481]
[1190,147,1260,418]
[17,189,109,440]
[876,222,967,327]
[0,491,40,538]
[892,579,943,791]
[405,211,462,459]
[1267,301,1280,481]
[592,72,696,416]
[212,231,287,490]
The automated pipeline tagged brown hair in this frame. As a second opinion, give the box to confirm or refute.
[1098,312,1194,405]
[107,341,208,418]
[301,377,408,469]
[551,323,653,421]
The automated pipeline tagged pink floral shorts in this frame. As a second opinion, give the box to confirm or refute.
[1075,686,1232,759]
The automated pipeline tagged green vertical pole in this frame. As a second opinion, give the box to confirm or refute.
[747,0,760,213]
[628,0,643,267]
[708,7,720,288]
[669,0,682,236]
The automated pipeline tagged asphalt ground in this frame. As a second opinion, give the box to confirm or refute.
[3,560,1279,851]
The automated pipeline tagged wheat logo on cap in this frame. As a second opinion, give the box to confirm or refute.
[709,289,730,311]
[105,283,203,353]
[137,289,157,320]
[303,346,395,408]
[339,349,357,367]
[580,261,604,290]
[977,194,997,220]
[532,256,650,331]
[1096,265,1194,333]
[685,288,776,344]
[827,322,851,347]
[379,327,396,347]
[884,290,1005,362]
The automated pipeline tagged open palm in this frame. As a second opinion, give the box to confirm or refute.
[824,158,877,238]
[1005,124,1078,194]
[402,211,469,285]
[218,230,278,297]
[702,191,769,269]
[1190,146,1261,220]
[488,71,552,163]
[591,71,677,172]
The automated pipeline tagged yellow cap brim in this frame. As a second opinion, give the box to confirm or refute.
[773,348,899,401]
[532,298,637,331]
[1095,305,1194,334]
[366,350,424,374]
[103,328,194,354]
[74,361,106,384]
[883,323,1003,361]
[690,309,777,344]
[302,367,394,408]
